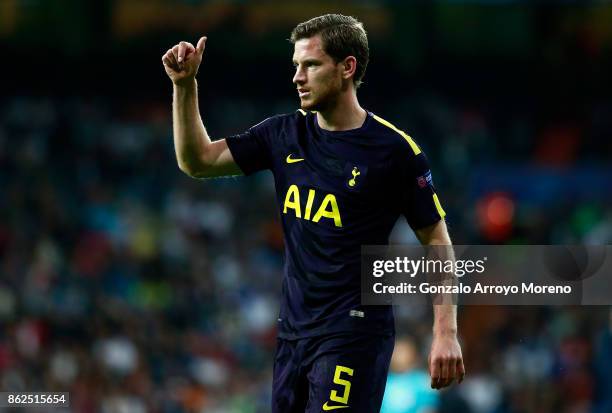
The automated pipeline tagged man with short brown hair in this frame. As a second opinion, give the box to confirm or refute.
[162,13,464,412]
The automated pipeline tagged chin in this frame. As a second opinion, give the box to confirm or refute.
[300,100,316,111]
[300,97,323,112]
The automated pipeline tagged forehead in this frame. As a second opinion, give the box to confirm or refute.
[292,35,331,62]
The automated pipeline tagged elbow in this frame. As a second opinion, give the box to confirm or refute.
[416,220,451,245]
[177,159,210,179]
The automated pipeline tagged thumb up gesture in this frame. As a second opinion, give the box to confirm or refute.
[162,36,207,86]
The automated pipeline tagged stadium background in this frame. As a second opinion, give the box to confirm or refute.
[1,1,611,412]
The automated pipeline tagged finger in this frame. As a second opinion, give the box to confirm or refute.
[162,54,173,70]
[177,41,188,64]
[430,358,441,388]
[439,368,453,389]
[440,358,449,384]
[457,358,466,383]
[183,42,196,61]
[163,50,178,70]
[172,45,180,64]
[162,53,174,71]
[447,358,457,384]
[196,36,207,55]
[183,43,196,62]
[167,49,178,67]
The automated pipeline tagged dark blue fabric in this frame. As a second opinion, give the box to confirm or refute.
[226,110,443,339]
[272,332,395,413]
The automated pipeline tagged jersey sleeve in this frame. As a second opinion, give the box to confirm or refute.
[400,150,446,231]
[225,116,282,175]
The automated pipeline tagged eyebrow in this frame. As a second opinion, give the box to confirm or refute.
[292,58,321,65]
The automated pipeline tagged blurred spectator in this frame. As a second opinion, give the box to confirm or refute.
[381,336,439,413]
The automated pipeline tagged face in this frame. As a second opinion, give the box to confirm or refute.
[292,36,344,111]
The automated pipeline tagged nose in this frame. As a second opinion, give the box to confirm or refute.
[293,65,305,85]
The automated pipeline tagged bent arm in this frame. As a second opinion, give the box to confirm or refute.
[173,79,241,178]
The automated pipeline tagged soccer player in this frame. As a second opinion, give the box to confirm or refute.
[162,14,464,413]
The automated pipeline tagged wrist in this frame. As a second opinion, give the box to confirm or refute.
[173,77,197,90]
[433,326,457,337]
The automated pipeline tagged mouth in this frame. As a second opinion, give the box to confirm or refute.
[298,89,310,98]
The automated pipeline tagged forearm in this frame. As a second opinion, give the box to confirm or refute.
[173,79,210,175]
[431,245,457,336]
[433,304,457,336]
[417,221,458,336]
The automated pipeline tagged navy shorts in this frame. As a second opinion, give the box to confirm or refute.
[272,332,395,413]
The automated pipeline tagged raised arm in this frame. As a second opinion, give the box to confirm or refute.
[415,219,466,389]
[162,37,241,178]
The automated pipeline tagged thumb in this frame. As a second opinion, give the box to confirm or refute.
[196,36,207,55]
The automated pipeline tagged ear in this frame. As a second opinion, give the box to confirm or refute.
[340,56,357,81]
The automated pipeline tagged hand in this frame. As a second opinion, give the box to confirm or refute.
[428,332,465,389]
[162,36,207,86]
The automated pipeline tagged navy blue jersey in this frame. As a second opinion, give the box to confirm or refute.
[226,110,445,339]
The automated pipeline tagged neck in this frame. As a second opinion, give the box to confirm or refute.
[315,89,366,131]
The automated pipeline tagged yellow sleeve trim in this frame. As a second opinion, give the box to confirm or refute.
[372,114,421,155]
[297,109,307,116]
[433,193,446,219]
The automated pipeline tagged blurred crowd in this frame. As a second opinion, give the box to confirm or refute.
[0,93,610,413]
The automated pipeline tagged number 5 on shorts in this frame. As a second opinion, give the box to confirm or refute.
[330,365,354,404]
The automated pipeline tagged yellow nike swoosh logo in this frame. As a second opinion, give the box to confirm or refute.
[286,154,304,164]
[322,402,349,411]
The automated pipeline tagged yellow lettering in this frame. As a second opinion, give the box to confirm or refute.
[282,185,343,227]
[304,189,315,220]
[312,194,342,227]
[330,365,353,404]
[283,185,301,218]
